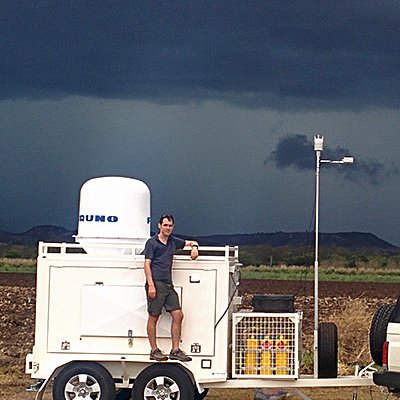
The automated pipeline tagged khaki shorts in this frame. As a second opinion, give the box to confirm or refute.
[146,280,181,316]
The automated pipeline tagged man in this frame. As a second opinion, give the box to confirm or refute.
[144,214,199,362]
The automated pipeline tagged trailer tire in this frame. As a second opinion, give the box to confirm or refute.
[370,303,395,366]
[132,364,195,400]
[318,322,338,378]
[52,361,115,400]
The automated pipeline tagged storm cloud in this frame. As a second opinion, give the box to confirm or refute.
[269,134,399,184]
[2,1,400,110]
[1,2,400,245]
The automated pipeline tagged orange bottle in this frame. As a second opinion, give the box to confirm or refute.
[244,335,258,375]
[275,336,289,375]
[260,335,274,375]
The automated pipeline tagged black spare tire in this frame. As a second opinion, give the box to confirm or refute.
[318,322,338,378]
[370,303,395,366]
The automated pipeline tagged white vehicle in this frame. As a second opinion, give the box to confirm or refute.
[370,299,400,395]
[26,177,374,400]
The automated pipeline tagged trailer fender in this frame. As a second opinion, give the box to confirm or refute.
[171,362,208,397]
[32,364,63,400]
[158,360,206,395]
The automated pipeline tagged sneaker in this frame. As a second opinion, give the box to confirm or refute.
[150,348,168,361]
[169,348,192,362]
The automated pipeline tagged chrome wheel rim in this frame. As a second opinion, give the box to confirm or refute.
[64,373,102,399]
[143,375,180,400]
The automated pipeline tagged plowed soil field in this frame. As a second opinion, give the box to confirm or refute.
[1,273,399,400]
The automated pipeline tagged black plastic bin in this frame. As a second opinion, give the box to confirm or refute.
[252,294,295,312]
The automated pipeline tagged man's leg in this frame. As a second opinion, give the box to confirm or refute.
[146,281,164,351]
[170,309,184,351]
[147,313,168,361]
[164,286,191,361]
[147,314,159,351]
[169,309,192,362]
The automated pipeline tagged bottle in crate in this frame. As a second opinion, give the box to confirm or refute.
[260,335,274,375]
[275,335,289,375]
[244,335,258,375]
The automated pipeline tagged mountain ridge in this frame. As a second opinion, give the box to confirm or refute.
[0,225,397,253]
[192,231,398,251]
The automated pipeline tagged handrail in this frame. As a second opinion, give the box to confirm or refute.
[38,241,239,260]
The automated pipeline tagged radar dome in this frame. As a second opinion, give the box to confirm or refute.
[75,176,151,250]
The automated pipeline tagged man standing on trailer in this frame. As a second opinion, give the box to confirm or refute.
[144,214,199,362]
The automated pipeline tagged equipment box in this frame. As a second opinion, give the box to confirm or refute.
[232,312,301,379]
[252,294,295,313]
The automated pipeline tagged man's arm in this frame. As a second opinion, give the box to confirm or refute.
[144,258,156,299]
[185,240,199,260]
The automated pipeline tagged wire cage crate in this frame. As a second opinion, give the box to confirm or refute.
[232,312,302,379]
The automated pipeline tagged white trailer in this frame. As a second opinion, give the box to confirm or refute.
[25,177,375,400]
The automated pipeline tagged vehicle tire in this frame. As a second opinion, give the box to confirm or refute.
[132,364,195,400]
[318,322,338,378]
[52,361,115,400]
[370,303,395,366]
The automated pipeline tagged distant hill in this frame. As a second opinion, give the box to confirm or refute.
[0,225,397,253]
[194,231,398,252]
[0,225,75,245]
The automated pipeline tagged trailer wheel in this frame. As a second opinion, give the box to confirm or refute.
[370,303,395,366]
[132,364,195,400]
[318,322,338,378]
[52,361,115,400]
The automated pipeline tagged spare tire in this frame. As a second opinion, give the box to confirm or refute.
[318,322,338,378]
[370,303,395,366]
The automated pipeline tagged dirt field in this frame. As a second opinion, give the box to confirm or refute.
[1,272,399,400]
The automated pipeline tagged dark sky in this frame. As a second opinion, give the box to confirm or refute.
[1,1,400,244]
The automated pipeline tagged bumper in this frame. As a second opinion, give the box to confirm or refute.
[373,371,400,391]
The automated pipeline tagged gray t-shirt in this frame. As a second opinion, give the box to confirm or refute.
[144,234,185,283]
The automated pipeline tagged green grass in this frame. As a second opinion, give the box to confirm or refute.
[239,244,400,270]
[2,258,400,283]
[241,265,400,283]
[0,258,36,273]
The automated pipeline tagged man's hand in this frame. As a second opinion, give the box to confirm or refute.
[148,284,156,299]
[190,247,199,260]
